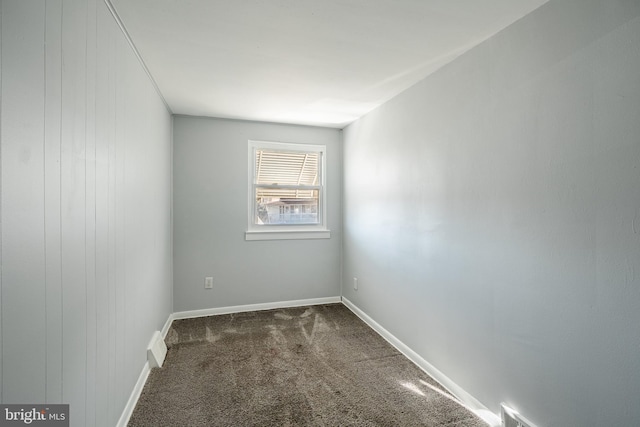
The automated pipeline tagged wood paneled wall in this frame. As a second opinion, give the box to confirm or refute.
[0,1,173,426]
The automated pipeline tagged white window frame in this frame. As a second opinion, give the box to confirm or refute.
[245,140,330,241]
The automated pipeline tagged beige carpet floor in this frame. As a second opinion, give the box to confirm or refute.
[128,303,487,426]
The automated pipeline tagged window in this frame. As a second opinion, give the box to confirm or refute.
[246,140,329,240]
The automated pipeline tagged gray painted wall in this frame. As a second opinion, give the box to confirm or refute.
[173,116,341,312]
[0,1,173,426]
[342,1,640,426]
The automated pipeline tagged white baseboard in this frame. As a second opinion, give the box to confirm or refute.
[341,297,501,427]
[172,296,342,321]
[160,313,175,339]
[116,361,150,427]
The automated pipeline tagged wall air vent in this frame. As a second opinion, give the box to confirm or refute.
[501,403,537,427]
[147,331,167,368]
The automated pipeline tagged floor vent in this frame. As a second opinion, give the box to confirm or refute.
[501,403,536,427]
[147,331,167,368]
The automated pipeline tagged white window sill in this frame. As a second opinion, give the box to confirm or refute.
[245,229,331,241]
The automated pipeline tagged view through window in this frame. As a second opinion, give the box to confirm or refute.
[249,141,325,228]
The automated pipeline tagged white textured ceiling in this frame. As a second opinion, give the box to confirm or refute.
[112,0,548,128]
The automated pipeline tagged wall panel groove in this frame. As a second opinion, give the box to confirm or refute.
[44,0,64,405]
[0,0,4,405]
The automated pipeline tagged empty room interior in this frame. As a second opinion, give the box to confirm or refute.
[1,0,640,426]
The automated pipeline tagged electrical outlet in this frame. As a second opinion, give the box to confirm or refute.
[204,277,214,289]
[353,277,358,291]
